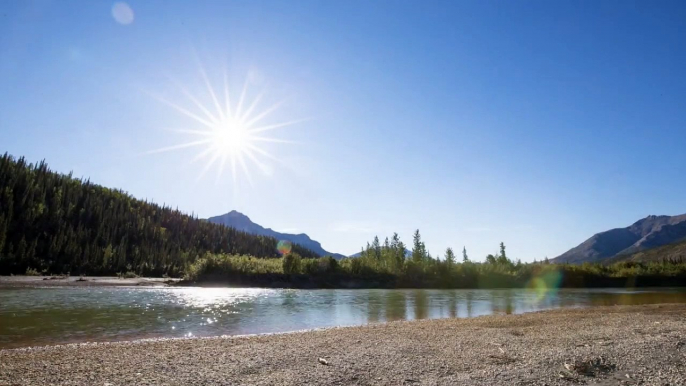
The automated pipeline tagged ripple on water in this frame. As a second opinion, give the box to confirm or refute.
[1,287,686,349]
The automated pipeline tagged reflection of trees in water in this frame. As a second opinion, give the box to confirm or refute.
[588,291,686,307]
[466,291,473,317]
[384,291,407,322]
[449,291,458,318]
[367,290,382,323]
[414,290,428,320]
[489,290,514,315]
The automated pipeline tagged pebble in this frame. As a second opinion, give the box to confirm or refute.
[1,304,684,385]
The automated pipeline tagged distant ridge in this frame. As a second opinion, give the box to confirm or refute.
[207,211,346,259]
[553,213,686,264]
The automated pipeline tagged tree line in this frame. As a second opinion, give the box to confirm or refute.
[0,153,317,276]
[184,231,686,288]
[348,231,686,287]
[2,152,685,288]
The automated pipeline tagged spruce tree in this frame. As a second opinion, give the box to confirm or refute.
[412,229,425,262]
[445,247,455,266]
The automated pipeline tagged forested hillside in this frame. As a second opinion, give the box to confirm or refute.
[608,239,686,264]
[0,154,316,276]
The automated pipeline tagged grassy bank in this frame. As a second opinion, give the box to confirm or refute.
[181,252,686,288]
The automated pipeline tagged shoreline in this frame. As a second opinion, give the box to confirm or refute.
[0,275,181,287]
[4,274,686,290]
[1,304,684,385]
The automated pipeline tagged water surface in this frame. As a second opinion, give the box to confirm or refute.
[1,287,685,349]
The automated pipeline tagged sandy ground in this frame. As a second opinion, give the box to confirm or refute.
[1,304,684,385]
[0,275,180,287]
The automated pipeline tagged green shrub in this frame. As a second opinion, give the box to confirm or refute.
[282,253,302,274]
[117,271,139,279]
[25,267,41,276]
[319,256,338,273]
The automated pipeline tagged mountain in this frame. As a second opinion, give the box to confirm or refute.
[553,214,686,264]
[607,238,686,264]
[207,211,346,259]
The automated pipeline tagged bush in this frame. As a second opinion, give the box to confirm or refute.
[25,267,41,276]
[282,253,302,274]
[302,258,320,275]
[319,256,338,273]
[118,271,139,279]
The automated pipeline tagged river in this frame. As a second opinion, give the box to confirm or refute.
[1,286,685,349]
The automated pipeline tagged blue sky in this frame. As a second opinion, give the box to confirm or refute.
[1,0,686,260]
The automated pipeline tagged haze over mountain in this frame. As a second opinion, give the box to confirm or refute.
[553,214,686,264]
[207,211,346,259]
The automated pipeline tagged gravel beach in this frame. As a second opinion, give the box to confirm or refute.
[1,304,684,385]
[0,275,179,287]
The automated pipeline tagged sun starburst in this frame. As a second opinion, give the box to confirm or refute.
[145,63,304,186]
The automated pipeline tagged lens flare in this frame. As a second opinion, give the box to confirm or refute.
[112,2,134,25]
[277,240,292,255]
[527,267,563,301]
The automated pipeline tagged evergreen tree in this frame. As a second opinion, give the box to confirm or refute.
[412,229,425,262]
[445,247,455,266]
[462,246,469,262]
[392,232,407,268]
[371,236,381,261]
[496,242,509,265]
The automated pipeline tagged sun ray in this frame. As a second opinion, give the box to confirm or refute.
[167,128,214,136]
[223,69,233,119]
[242,98,287,128]
[248,118,309,134]
[145,139,212,154]
[215,153,227,184]
[234,79,249,121]
[167,76,221,124]
[230,153,238,188]
[193,52,226,122]
[236,152,254,187]
[249,136,300,144]
[196,151,222,181]
[242,146,272,175]
[245,143,284,165]
[144,91,216,129]
[190,145,215,163]
[238,92,263,123]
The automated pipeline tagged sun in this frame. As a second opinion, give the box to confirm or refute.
[145,64,304,185]
[214,117,248,154]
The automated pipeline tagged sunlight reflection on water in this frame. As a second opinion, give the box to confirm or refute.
[1,287,685,349]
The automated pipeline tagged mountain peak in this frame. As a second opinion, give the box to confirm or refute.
[553,213,686,264]
[206,211,345,259]
[224,210,250,219]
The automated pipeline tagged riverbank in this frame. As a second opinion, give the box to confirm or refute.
[2,273,686,291]
[0,275,180,287]
[1,304,684,385]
